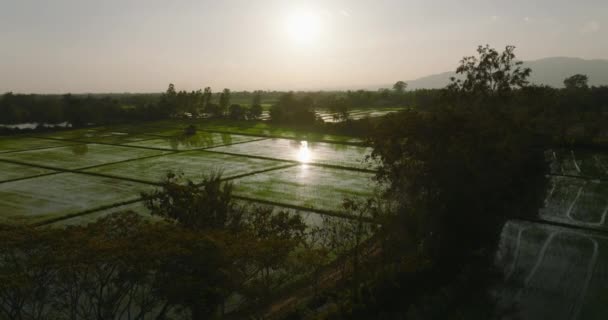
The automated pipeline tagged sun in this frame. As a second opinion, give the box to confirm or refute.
[284,11,322,45]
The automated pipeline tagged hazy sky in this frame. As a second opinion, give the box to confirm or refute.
[1,0,607,93]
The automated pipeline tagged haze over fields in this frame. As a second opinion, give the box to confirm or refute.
[1,0,607,93]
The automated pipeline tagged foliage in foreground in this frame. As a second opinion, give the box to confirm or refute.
[0,173,331,319]
[0,213,228,320]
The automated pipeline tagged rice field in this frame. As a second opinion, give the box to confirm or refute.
[0,136,77,153]
[0,162,56,183]
[0,143,171,170]
[496,220,608,320]
[208,138,375,169]
[0,173,152,224]
[233,165,376,213]
[540,176,608,229]
[124,132,262,150]
[186,120,364,144]
[85,150,292,183]
[548,149,608,179]
[0,120,378,226]
[497,149,608,319]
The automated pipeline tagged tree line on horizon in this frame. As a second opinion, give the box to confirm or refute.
[1,65,607,144]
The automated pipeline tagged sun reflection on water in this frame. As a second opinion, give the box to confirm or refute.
[297,141,311,163]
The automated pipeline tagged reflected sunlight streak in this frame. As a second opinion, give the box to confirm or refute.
[297,141,311,163]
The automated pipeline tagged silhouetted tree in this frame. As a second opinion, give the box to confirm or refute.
[0,213,231,319]
[447,45,531,96]
[159,83,178,116]
[393,81,408,93]
[269,92,316,125]
[203,87,213,109]
[143,172,244,231]
[328,96,350,122]
[564,74,589,90]
[219,89,231,117]
[250,91,263,119]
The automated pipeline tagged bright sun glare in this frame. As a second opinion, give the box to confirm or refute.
[297,141,311,163]
[285,11,322,45]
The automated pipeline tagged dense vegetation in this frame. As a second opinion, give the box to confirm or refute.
[0,173,326,319]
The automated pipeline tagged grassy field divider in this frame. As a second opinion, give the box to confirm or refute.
[214,163,299,182]
[129,136,271,152]
[45,134,170,145]
[32,136,177,152]
[0,158,78,173]
[512,217,608,236]
[74,170,164,187]
[0,141,83,155]
[548,173,605,183]
[0,148,179,188]
[72,151,180,172]
[0,170,62,185]
[0,149,179,174]
[198,128,367,147]
[33,198,146,227]
[232,195,379,224]
[197,137,270,150]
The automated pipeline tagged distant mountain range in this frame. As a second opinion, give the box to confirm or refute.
[403,57,608,90]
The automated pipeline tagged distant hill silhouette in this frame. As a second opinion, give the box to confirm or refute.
[403,57,608,90]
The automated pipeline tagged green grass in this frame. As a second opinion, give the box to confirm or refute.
[0,173,152,224]
[85,151,293,183]
[0,162,56,182]
[233,165,376,213]
[0,137,77,153]
[208,138,374,169]
[124,132,262,150]
[0,144,171,170]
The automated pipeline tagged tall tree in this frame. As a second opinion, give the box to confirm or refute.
[250,91,263,119]
[159,83,178,116]
[564,74,589,90]
[143,172,243,231]
[393,81,408,93]
[203,87,213,108]
[219,88,231,117]
[447,45,531,95]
